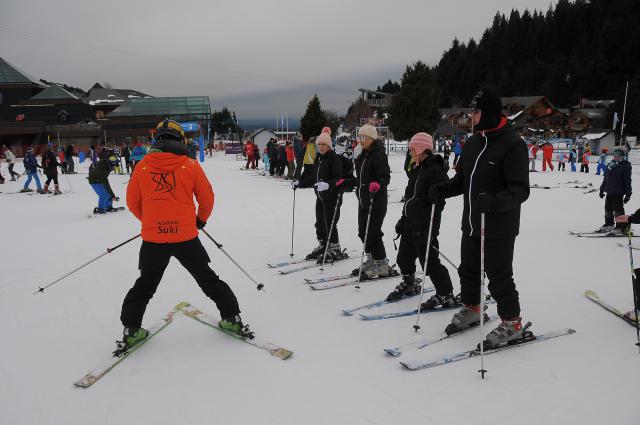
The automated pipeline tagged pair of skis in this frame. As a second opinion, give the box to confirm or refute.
[267,249,357,275]
[74,302,293,388]
[568,230,637,238]
[359,295,495,321]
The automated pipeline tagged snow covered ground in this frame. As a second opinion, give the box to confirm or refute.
[1,152,638,424]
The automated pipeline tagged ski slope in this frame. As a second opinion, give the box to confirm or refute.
[1,152,638,424]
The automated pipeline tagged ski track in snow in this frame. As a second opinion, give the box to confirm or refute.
[0,155,638,425]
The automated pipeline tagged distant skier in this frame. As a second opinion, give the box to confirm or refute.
[429,87,530,347]
[244,140,256,169]
[569,146,577,172]
[528,141,538,172]
[541,141,554,171]
[596,147,608,175]
[557,151,566,171]
[387,132,454,308]
[20,147,43,193]
[130,141,147,172]
[452,139,462,167]
[285,141,295,179]
[3,145,20,181]
[118,119,248,354]
[293,136,305,179]
[597,148,632,234]
[88,150,119,214]
[353,124,393,278]
[122,143,132,174]
[41,144,62,195]
[581,149,591,173]
[293,131,345,261]
[65,143,76,174]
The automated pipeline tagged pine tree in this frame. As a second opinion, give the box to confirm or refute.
[299,95,326,140]
[387,62,441,141]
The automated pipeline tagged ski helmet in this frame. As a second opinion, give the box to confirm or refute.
[155,119,186,143]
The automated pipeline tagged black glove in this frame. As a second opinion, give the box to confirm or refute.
[196,217,206,229]
[395,217,405,235]
[599,191,605,199]
[473,193,494,213]
[428,183,445,204]
[624,194,631,204]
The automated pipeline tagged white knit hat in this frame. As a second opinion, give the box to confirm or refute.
[358,124,378,140]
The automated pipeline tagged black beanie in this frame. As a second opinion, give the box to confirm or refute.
[470,87,502,131]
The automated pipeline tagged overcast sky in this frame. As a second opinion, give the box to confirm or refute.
[0,0,555,119]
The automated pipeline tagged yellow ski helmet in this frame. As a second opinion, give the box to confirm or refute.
[155,119,186,143]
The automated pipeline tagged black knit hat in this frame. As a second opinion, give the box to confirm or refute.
[470,87,502,131]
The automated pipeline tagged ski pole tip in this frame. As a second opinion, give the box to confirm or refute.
[33,287,44,295]
[479,369,487,379]
[256,283,265,291]
[413,325,420,332]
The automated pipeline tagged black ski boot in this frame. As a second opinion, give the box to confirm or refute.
[386,274,419,302]
[305,241,326,260]
[419,292,456,311]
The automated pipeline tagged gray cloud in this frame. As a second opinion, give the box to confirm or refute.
[0,0,555,118]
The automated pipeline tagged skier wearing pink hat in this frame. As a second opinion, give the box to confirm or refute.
[387,132,455,306]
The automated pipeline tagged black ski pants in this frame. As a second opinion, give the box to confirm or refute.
[458,234,520,319]
[269,158,277,176]
[294,157,304,179]
[358,205,387,260]
[604,194,625,227]
[44,174,58,186]
[121,237,240,328]
[397,228,453,296]
[315,194,341,245]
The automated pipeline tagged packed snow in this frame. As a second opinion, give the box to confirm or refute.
[1,151,638,424]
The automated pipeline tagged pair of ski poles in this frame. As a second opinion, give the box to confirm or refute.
[33,230,265,295]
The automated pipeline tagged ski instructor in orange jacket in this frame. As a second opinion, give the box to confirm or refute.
[117,119,248,354]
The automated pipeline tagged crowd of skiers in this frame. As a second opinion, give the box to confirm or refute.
[525,140,627,174]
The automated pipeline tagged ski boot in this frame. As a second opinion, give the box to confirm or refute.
[610,223,632,236]
[445,303,488,336]
[386,274,420,302]
[595,224,615,233]
[42,184,50,194]
[305,241,326,260]
[419,292,456,311]
[352,253,373,276]
[106,206,119,212]
[318,243,347,263]
[113,326,149,357]
[219,314,254,339]
[364,258,392,279]
[93,207,106,214]
[53,185,62,195]
[20,188,33,193]
[481,317,530,349]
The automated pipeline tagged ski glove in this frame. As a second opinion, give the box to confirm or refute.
[335,178,345,187]
[624,194,631,204]
[428,183,445,203]
[196,217,206,229]
[315,181,330,192]
[599,191,605,199]
[369,182,380,193]
[473,193,494,213]
[291,180,300,190]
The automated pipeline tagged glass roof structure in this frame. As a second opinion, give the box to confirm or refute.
[108,97,211,120]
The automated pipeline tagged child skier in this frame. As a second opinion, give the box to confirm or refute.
[386,132,455,308]
[596,148,608,175]
[41,144,62,195]
[598,148,632,234]
[20,148,43,193]
[557,151,566,171]
[88,150,119,214]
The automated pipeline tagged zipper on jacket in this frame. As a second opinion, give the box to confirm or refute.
[358,157,367,209]
[468,133,488,236]
[403,172,421,217]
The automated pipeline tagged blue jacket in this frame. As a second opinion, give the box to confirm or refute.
[600,160,632,196]
[23,152,39,173]
[131,146,147,161]
[293,139,305,159]
[453,143,462,155]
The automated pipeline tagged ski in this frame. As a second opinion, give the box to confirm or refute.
[400,326,576,371]
[359,295,495,321]
[583,188,597,194]
[616,242,640,250]
[74,306,178,388]
[584,290,638,327]
[277,250,357,275]
[87,207,126,219]
[309,269,400,290]
[530,184,558,189]
[341,282,431,315]
[176,302,293,360]
[384,315,499,357]
[575,233,637,238]
[267,257,314,268]
[305,273,356,284]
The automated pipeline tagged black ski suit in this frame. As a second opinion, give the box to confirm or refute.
[434,119,529,319]
[396,154,453,296]
[41,150,61,187]
[599,159,632,228]
[354,140,391,260]
[300,150,343,245]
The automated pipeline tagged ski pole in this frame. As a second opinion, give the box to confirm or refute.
[355,195,375,291]
[63,171,74,193]
[626,227,640,352]
[413,206,436,332]
[201,229,265,291]
[33,233,140,295]
[290,188,296,258]
[430,244,459,270]
[320,193,342,271]
[479,212,488,379]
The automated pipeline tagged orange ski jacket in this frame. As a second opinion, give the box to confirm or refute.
[127,152,214,243]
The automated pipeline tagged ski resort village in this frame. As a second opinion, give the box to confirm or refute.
[0,1,638,424]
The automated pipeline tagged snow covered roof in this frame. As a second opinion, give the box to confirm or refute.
[580,131,612,140]
[508,111,523,121]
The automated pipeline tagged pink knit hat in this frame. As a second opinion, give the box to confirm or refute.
[316,132,332,148]
[321,126,331,135]
[408,132,433,156]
